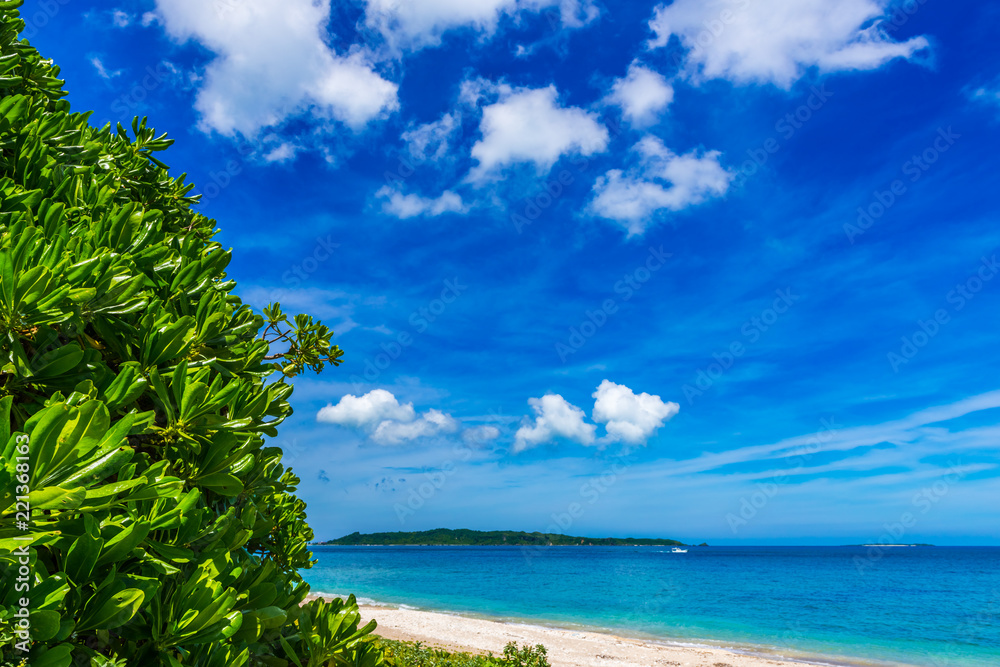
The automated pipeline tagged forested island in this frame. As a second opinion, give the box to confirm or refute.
[316,528,690,546]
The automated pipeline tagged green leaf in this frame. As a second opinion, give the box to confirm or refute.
[65,528,104,583]
[78,587,145,631]
[255,605,287,629]
[197,472,244,497]
[29,609,62,641]
[30,644,73,667]
[28,485,85,510]
[61,446,133,487]
[0,395,11,450]
[95,520,150,567]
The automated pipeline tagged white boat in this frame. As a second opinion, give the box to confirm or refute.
[671,547,688,553]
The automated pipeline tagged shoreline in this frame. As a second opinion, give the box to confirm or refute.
[306,594,918,667]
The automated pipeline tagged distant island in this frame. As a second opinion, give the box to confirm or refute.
[316,528,693,547]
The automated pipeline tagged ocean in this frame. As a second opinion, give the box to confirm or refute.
[301,545,1000,667]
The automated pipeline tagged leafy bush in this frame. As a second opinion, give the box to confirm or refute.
[378,639,549,667]
[498,643,548,667]
[0,2,377,665]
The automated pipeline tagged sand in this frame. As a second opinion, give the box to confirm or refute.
[307,595,884,667]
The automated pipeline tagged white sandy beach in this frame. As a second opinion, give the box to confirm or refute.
[308,595,889,667]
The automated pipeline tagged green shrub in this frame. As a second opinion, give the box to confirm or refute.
[378,639,549,667]
[0,2,377,665]
[498,643,548,667]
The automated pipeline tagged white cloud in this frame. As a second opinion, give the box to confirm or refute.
[317,389,416,428]
[363,0,599,51]
[375,187,468,219]
[112,10,133,27]
[592,380,679,445]
[607,61,673,127]
[263,142,300,163]
[317,390,460,445]
[403,113,461,162]
[459,77,501,107]
[153,0,398,136]
[647,0,930,88]
[373,409,460,445]
[463,425,502,445]
[969,80,1000,112]
[90,56,122,80]
[470,85,609,181]
[514,394,596,452]
[589,135,732,236]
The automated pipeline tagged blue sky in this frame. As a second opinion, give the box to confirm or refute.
[31,0,1000,544]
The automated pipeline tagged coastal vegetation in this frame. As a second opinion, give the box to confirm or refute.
[378,639,550,667]
[0,3,377,665]
[320,529,686,547]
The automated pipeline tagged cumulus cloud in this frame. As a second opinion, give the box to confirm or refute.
[363,0,599,51]
[318,390,460,445]
[607,61,673,127]
[317,389,416,428]
[592,380,679,445]
[153,0,398,136]
[514,394,597,453]
[463,425,502,445]
[589,135,732,236]
[373,409,460,445]
[470,85,609,181]
[375,187,468,219]
[647,0,930,88]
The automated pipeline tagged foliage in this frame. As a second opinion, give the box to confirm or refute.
[497,643,548,667]
[322,529,684,547]
[0,2,365,665]
[377,640,549,667]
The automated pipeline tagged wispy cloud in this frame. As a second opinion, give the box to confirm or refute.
[90,56,122,80]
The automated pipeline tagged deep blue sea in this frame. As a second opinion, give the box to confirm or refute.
[302,546,1000,667]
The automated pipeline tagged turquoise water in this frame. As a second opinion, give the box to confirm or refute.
[302,546,1000,667]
